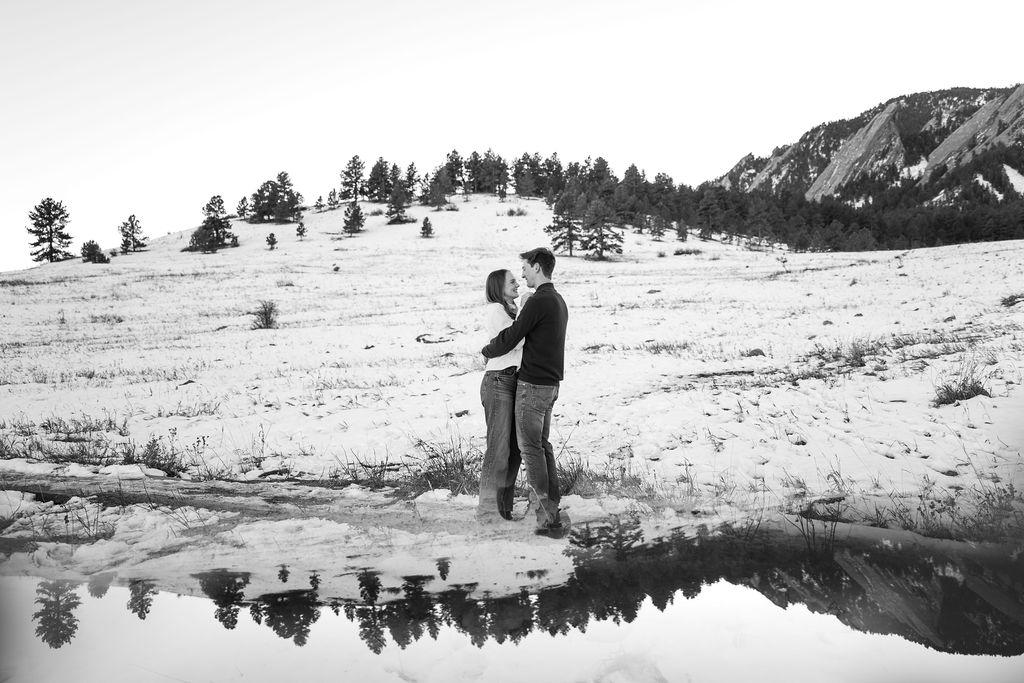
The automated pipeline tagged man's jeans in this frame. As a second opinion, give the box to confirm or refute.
[478,370,521,518]
[514,380,561,526]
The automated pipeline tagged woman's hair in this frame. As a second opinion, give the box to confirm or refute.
[485,269,516,320]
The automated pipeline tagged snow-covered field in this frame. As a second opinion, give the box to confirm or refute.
[2,194,1023,594]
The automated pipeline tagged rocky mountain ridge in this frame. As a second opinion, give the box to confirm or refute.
[721,85,1024,205]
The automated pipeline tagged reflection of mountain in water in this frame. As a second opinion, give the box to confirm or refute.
[29,519,1024,655]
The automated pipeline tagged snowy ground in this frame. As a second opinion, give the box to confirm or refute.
[2,194,1023,593]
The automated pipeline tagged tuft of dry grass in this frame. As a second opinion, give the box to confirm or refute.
[932,358,992,406]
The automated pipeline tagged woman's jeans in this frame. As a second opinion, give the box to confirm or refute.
[478,369,521,518]
[514,380,561,526]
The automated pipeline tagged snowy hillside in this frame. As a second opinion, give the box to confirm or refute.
[1,193,1023,597]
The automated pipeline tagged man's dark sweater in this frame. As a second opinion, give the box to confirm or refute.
[482,282,568,386]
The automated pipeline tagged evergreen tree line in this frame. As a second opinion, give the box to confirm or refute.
[697,143,1024,252]
[24,143,1024,264]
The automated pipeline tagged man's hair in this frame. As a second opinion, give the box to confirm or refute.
[520,247,555,278]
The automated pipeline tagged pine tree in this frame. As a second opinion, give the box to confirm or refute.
[464,151,483,193]
[387,163,401,199]
[341,155,365,201]
[420,216,433,238]
[633,212,649,234]
[650,213,668,241]
[266,233,277,250]
[429,169,454,209]
[365,158,389,202]
[327,188,340,210]
[273,172,302,222]
[296,222,306,240]
[405,163,419,197]
[544,190,582,256]
[516,169,536,197]
[386,181,411,224]
[418,171,432,205]
[189,195,234,252]
[81,240,110,263]
[579,198,623,259]
[118,214,147,252]
[445,150,464,191]
[675,219,689,242]
[236,197,250,220]
[27,198,73,262]
[343,202,365,236]
[314,196,325,212]
[249,174,302,223]
[696,190,723,239]
[498,158,510,199]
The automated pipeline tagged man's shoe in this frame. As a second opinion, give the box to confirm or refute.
[534,520,568,539]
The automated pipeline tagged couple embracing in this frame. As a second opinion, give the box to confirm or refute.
[477,247,568,536]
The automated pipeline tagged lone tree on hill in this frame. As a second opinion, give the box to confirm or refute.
[27,197,73,262]
[118,214,147,253]
[314,196,325,212]
[327,188,340,210]
[386,181,412,224]
[236,197,250,220]
[579,197,623,259]
[81,240,109,263]
[266,233,277,250]
[343,201,365,236]
[296,222,306,240]
[188,195,235,252]
[340,155,365,201]
[420,216,433,238]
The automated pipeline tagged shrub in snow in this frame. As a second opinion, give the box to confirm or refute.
[266,233,277,250]
[1001,293,1024,307]
[251,300,279,330]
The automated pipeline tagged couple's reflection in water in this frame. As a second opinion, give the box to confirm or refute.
[29,515,1024,656]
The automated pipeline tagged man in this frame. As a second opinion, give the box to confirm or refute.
[481,247,568,535]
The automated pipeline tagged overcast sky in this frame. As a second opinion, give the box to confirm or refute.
[2,0,1021,273]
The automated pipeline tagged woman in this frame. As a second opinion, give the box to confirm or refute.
[478,269,526,521]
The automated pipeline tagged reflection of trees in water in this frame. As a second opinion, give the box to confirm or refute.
[86,572,115,599]
[194,570,251,630]
[33,580,81,649]
[357,570,382,605]
[22,516,1024,654]
[253,590,321,646]
[127,580,158,620]
[436,558,451,580]
[326,517,1024,656]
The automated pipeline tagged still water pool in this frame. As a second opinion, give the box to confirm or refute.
[2,522,1022,682]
